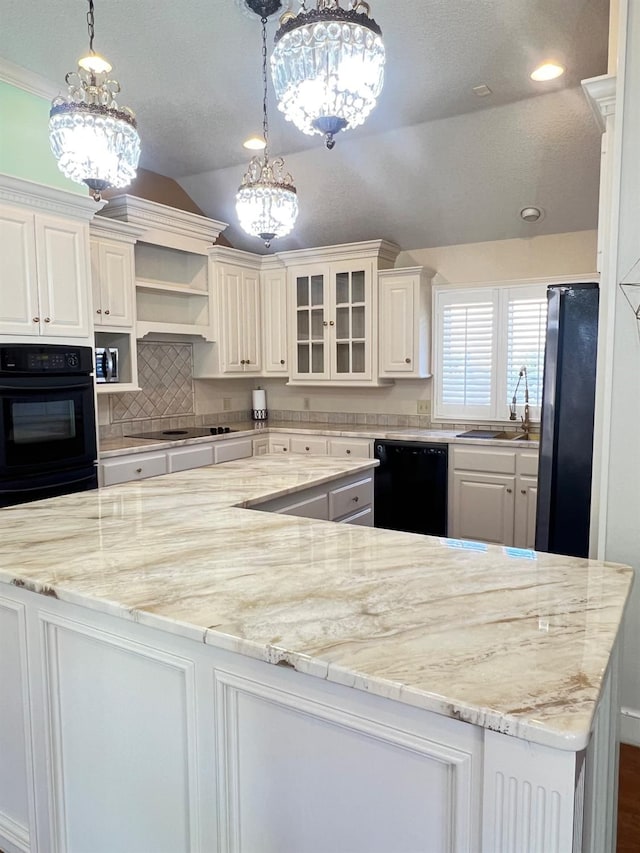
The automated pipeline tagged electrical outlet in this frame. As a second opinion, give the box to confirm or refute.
[223,397,231,411]
[417,399,429,414]
[303,397,310,410]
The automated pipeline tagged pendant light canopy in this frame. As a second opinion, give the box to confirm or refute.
[236,1,298,248]
[271,1,385,149]
[49,0,141,201]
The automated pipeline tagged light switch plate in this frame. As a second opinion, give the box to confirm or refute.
[417,399,429,414]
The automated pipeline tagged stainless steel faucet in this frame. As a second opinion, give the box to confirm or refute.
[509,366,531,434]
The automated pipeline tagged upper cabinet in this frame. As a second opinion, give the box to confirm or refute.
[0,175,98,342]
[261,261,288,375]
[194,247,262,376]
[378,266,432,378]
[280,241,399,386]
[96,195,227,341]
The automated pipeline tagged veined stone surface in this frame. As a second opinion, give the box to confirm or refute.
[0,455,632,751]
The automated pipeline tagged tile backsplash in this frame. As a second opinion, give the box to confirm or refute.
[111,342,195,423]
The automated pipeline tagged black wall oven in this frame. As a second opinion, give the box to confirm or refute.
[0,344,98,507]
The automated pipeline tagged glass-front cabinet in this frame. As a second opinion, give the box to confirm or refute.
[290,259,375,382]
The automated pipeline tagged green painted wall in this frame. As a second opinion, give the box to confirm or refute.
[0,80,83,193]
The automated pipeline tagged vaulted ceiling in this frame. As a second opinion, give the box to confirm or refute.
[0,0,609,253]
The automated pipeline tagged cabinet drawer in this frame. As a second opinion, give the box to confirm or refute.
[290,437,329,455]
[279,493,329,520]
[167,445,214,473]
[213,438,253,464]
[268,438,290,453]
[328,438,372,459]
[452,446,516,474]
[338,506,373,526]
[252,438,270,456]
[329,476,374,520]
[101,453,167,486]
[517,451,539,477]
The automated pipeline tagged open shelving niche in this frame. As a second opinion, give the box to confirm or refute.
[96,194,228,342]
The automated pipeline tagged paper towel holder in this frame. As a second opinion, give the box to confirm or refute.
[252,387,268,421]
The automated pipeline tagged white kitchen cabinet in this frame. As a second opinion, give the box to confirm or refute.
[193,248,262,377]
[290,436,329,455]
[252,437,270,456]
[101,452,168,487]
[167,444,214,473]
[450,444,538,547]
[328,437,372,459]
[280,241,399,386]
[378,266,431,378]
[0,204,91,339]
[212,437,253,463]
[261,263,289,374]
[268,437,291,453]
[90,235,135,328]
[255,469,374,525]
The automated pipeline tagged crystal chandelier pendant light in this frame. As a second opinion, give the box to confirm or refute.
[236,2,299,248]
[49,0,141,201]
[271,0,385,149]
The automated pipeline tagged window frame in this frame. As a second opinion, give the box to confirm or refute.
[432,276,593,425]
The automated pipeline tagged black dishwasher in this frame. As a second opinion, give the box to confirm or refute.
[374,440,448,536]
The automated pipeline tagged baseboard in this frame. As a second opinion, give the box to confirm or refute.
[621,706,640,747]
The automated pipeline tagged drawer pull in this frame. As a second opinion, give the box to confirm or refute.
[305,446,310,451]
[353,496,359,503]
[135,467,142,473]
[346,449,351,454]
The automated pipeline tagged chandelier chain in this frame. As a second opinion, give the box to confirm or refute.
[261,16,269,156]
[86,0,96,54]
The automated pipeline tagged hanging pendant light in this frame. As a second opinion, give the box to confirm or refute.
[270,1,385,149]
[236,2,298,248]
[49,0,141,201]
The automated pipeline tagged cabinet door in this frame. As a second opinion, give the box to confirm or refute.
[379,273,415,374]
[451,471,515,545]
[91,238,134,327]
[35,215,90,338]
[0,206,40,336]
[290,266,329,380]
[262,269,288,374]
[218,265,245,372]
[330,260,373,380]
[514,476,538,549]
[252,437,270,456]
[241,269,262,373]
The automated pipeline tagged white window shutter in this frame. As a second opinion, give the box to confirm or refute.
[434,291,495,420]
[505,289,548,415]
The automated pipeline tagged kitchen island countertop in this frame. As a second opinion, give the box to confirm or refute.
[0,454,632,751]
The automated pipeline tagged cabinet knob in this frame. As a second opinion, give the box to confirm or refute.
[506,488,513,494]
[405,357,411,364]
[104,309,110,315]
[329,320,335,326]
[353,495,359,503]
[280,359,285,365]
[96,308,102,315]
[521,489,527,495]
[283,447,287,452]
[136,467,142,474]
[33,316,39,323]
[240,359,246,365]
[323,321,328,327]
[44,317,51,323]
[346,449,351,454]
[246,359,251,364]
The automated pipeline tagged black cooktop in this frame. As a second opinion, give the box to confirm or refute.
[126,426,236,441]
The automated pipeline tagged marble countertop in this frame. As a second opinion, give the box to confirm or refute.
[0,455,631,751]
[100,421,538,458]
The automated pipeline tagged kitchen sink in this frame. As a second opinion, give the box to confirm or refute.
[508,433,540,441]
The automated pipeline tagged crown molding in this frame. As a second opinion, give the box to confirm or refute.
[275,239,401,268]
[0,173,104,220]
[582,74,617,131]
[0,56,59,102]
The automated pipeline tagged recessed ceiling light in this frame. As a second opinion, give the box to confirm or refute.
[530,62,565,82]
[472,84,492,97]
[243,135,266,151]
[520,206,544,222]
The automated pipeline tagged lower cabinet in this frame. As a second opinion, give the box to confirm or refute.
[100,438,253,487]
[255,471,374,526]
[449,445,539,548]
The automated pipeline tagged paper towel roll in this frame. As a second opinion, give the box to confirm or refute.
[252,388,267,420]
[252,389,266,410]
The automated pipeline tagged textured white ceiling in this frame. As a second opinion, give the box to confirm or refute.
[0,0,609,252]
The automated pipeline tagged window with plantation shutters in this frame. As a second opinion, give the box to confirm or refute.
[433,281,549,422]
[505,289,547,416]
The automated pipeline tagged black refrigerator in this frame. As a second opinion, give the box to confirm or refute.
[535,282,599,558]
